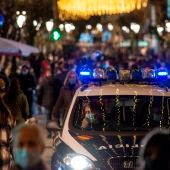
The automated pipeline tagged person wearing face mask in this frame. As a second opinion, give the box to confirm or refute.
[81,104,96,129]
[12,124,49,170]
[52,71,81,126]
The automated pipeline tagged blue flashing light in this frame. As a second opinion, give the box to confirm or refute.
[80,71,91,76]
[157,71,168,76]
[0,15,5,27]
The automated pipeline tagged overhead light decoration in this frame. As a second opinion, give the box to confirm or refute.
[57,0,148,20]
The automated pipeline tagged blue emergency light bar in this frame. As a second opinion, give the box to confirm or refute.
[79,67,169,85]
[80,71,91,76]
[157,71,168,76]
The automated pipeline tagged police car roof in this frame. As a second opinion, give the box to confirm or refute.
[77,84,170,97]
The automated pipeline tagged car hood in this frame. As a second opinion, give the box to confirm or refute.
[69,131,144,168]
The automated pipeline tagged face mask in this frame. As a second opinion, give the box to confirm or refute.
[14,149,29,169]
[14,149,41,169]
[86,113,95,123]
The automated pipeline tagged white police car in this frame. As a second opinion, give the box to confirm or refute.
[51,68,170,170]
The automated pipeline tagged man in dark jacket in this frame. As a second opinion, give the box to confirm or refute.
[18,65,36,117]
[38,69,62,121]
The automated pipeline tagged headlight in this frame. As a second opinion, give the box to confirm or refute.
[63,154,95,170]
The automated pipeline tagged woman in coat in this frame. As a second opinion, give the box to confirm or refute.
[4,78,29,124]
[52,71,81,126]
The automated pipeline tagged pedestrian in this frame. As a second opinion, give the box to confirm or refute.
[4,78,29,125]
[0,74,14,170]
[12,124,49,170]
[137,128,170,170]
[52,71,81,126]
[18,65,36,117]
[37,69,62,122]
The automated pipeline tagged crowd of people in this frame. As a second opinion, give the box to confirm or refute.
[0,43,169,169]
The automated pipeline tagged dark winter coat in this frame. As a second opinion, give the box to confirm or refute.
[38,77,62,111]
[12,160,49,170]
[4,91,29,124]
[52,71,80,119]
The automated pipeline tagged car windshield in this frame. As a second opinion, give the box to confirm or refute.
[72,95,170,131]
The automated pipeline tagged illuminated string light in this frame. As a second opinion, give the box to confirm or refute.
[167,98,170,128]
[99,90,106,131]
[57,0,148,20]
[160,96,165,128]
[115,89,121,131]
[118,135,125,156]
[132,92,138,127]
[147,96,153,127]
[75,103,81,127]
[131,135,136,156]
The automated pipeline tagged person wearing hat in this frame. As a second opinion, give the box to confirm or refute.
[0,74,14,170]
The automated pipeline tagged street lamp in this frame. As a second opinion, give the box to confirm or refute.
[86,25,92,30]
[157,26,164,35]
[33,20,38,27]
[17,14,27,28]
[96,23,103,32]
[46,20,54,32]
[122,26,130,33]
[165,21,170,32]
[59,24,64,31]
[65,23,75,33]
[130,23,140,34]
[107,23,114,31]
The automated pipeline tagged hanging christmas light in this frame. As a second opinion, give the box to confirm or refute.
[160,96,165,128]
[115,89,121,131]
[167,99,170,127]
[99,90,106,131]
[57,0,148,20]
[147,96,153,127]
[132,92,138,127]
